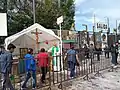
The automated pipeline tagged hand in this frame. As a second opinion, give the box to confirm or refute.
[9,73,13,77]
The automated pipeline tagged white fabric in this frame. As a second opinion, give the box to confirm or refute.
[48,46,63,71]
[5,23,60,54]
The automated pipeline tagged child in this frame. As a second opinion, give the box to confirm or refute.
[22,48,36,89]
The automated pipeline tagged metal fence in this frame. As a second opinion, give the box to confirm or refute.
[0,51,112,90]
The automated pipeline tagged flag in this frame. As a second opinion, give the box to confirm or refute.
[70,23,75,31]
[113,28,117,33]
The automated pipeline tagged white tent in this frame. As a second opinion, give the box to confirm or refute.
[5,23,60,54]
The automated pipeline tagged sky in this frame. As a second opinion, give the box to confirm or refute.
[75,0,120,32]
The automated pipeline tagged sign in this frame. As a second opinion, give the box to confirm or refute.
[97,23,107,30]
[57,16,63,25]
[0,13,7,36]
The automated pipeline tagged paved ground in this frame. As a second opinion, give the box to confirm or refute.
[61,65,120,90]
[0,53,119,90]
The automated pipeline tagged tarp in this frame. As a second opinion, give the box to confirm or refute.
[5,23,60,54]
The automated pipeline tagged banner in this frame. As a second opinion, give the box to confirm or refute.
[0,13,7,36]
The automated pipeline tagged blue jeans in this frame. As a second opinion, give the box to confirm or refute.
[112,54,117,65]
[2,73,15,90]
[68,61,76,77]
[22,71,36,88]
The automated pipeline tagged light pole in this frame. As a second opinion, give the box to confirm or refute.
[115,19,120,42]
[33,0,36,24]
[104,17,110,46]
[93,14,96,47]
[33,0,39,51]
[82,24,89,45]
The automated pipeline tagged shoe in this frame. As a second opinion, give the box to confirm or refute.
[21,86,27,90]
[71,77,74,79]
[21,87,27,90]
[111,64,115,67]
[41,80,45,84]
[113,66,117,69]
[32,87,36,90]
[70,77,74,79]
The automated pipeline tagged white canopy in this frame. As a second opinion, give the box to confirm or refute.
[5,23,60,54]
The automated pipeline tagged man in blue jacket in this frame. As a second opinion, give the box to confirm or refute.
[0,43,16,90]
[22,48,36,89]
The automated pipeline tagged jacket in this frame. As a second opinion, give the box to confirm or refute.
[0,51,13,74]
[37,52,49,67]
[24,54,36,71]
[67,49,77,63]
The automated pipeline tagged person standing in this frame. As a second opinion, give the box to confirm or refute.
[111,44,117,68]
[37,48,49,83]
[115,43,119,64]
[64,46,79,78]
[48,42,62,71]
[83,44,89,59]
[0,43,16,90]
[22,48,36,89]
[95,45,102,61]
[89,44,95,59]
[104,45,110,58]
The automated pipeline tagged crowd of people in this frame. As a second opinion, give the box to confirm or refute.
[0,42,120,90]
[78,43,119,68]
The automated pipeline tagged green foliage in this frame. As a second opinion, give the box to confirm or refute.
[0,0,75,36]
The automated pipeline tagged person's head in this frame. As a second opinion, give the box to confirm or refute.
[40,48,45,52]
[53,42,57,47]
[70,46,74,49]
[28,48,33,54]
[7,43,16,53]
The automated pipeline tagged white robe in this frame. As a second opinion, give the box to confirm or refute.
[48,47,63,71]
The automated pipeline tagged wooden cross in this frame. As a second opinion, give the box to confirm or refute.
[31,29,42,50]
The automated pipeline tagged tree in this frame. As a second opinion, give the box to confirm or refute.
[0,0,7,13]
[36,0,75,29]
[60,0,75,30]
[0,0,75,36]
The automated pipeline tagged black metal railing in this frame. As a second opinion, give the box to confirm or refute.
[0,51,112,90]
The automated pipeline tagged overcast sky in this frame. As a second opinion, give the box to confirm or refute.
[75,0,120,32]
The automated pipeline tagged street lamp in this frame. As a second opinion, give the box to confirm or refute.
[33,0,36,24]
[104,17,109,28]
[82,24,89,45]
[115,19,120,42]
[104,17,110,46]
[93,14,96,47]
[82,24,87,31]
[115,20,120,34]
